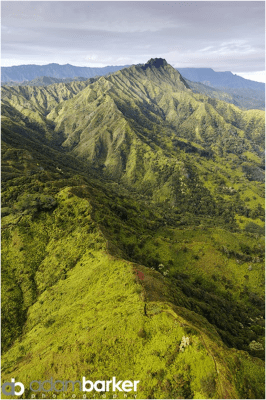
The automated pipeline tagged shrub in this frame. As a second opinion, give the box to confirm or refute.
[137,328,146,338]
[244,222,264,236]
[248,341,264,351]
[200,373,217,398]
[14,193,57,214]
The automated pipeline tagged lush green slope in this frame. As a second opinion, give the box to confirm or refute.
[1,79,98,116]
[1,58,265,399]
[1,180,264,399]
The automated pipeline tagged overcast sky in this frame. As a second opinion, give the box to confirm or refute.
[1,1,265,82]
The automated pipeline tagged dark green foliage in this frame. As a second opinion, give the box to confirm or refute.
[1,270,26,352]
[245,222,265,236]
[14,193,57,214]
[234,358,265,399]
[137,328,147,338]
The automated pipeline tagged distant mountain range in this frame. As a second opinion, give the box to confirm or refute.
[177,68,265,91]
[186,79,265,110]
[1,63,130,83]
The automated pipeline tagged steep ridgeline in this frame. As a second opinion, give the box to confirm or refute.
[1,79,99,147]
[1,58,265,399]
[1,78,98,116]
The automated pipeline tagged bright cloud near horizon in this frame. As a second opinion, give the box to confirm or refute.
[1,1,265,83]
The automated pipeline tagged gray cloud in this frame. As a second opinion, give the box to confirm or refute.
[1,1,265,75]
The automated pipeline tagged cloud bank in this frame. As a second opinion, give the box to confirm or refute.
[1,1,265,79]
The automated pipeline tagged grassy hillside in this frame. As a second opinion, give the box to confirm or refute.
[1,58,265,399]
[1,79,98,117]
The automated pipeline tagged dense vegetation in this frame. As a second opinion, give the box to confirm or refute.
[1,58,265,399]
